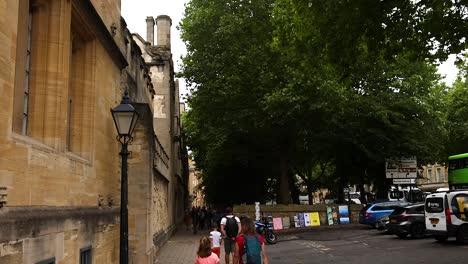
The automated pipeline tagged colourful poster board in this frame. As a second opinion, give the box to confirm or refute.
[282,217,290,229]
[273,217,283,230]
[327,206,334,225]
[298,213,305,227]
[304,213,311,227]
[339,205,350,224]
[310,212,320,226]
[294,215,300,227]
[332,207,338,224]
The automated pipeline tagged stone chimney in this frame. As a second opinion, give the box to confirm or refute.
[146,16,155,46]
[156,15,172,49]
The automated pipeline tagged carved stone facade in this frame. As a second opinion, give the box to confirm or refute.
[130,15,189,263]
[0,1,187,263]
[417,163,449,191]
[188,159,205,207]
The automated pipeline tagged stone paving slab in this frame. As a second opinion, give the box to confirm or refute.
[154,228,212,264]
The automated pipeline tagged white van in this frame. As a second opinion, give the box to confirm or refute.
[425,190,468,242]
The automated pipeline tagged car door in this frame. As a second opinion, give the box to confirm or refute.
[410,205,425,223]
[425,195,447,232]
[450,193,468,225]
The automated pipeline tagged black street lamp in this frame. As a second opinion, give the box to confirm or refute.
[111,91,138,264]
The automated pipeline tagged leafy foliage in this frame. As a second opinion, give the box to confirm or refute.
[180,0,468,204]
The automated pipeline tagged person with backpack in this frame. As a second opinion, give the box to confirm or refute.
[233,217,268,264]
[220,207,241,264]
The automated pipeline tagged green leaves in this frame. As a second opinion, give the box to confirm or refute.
[180,0,467,204]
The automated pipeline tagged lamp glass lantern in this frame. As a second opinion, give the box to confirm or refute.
[111,93,138,138]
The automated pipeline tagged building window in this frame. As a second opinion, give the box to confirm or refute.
[80,246,92,264]
[36,257,55,264]
[12,0,33,135]
[436,167,441,182]
[66,6,96,159]
[428,169,433,183]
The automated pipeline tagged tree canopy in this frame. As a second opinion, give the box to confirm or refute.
[180,0,468,204]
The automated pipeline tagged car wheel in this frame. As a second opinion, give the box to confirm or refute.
[456,225,468,244]
[434,235,448,242]
[410,223,425,239]
[396,233,408,238]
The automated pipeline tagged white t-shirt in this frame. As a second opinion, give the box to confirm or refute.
[210,231,222,247]
[220,215,240,225]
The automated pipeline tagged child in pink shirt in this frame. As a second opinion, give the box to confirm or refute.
[195,236,220,264]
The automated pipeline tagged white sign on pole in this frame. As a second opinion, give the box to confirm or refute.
[392,178,416,184]
[386,157,417,179]
[255,202,260,221]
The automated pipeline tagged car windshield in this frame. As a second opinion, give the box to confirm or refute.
[425,197,444,213]
[389,190,404,199]
[360,204,372,213]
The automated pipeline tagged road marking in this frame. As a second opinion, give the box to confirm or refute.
[297,241,331,252]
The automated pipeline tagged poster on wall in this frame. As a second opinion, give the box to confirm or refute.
[294,215,300,227]
[282,217,290,229]
[339,205,350,224]
[304,213,311,227]
[332,207,338,224]
[273,217,283,230]
[298,213,305,227]
[326,207,334,225]
[310,212,320,226]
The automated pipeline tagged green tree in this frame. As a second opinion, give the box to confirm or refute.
[181,0,467,204]
[446,56,468,155]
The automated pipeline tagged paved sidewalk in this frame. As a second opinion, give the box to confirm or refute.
[154,228,210,264]
[154,224,364,263]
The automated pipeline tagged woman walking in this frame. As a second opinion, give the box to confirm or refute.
[233,217,268,264]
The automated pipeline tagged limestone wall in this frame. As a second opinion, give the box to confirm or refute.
[0,0,127,263]
[0,207,119,264]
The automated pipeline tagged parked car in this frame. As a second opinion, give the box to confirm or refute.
[375,214,390,231]
[425,190,468,243]
[387,203,426,238]
[359,201,411,228]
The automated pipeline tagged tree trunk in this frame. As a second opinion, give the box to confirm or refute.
[289,173,300,204]
[358,183,366,204]
[307,183,314,205]
[277,155,291,204]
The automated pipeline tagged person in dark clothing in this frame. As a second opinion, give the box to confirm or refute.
[192,206,199,234]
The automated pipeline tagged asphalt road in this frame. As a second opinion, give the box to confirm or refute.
[266,226,468,264]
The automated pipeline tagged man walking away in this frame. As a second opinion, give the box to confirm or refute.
[220,207,241,264]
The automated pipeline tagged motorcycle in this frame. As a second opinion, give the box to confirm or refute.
[255,218,277,244]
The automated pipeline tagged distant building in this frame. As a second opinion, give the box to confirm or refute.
[188,159,205,207]
[417,163,449,191]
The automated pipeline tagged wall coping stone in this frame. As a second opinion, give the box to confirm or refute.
[0,206,119,243]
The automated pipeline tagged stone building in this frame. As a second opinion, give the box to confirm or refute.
[0,0,188,263]
[188,158,205,207]
[124,15,189,263]
[417,163,449,191]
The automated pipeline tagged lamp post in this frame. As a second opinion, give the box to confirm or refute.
[111,91,138,264]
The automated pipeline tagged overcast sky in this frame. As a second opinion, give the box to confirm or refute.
[122,0,189,97]
[121,0,459,100]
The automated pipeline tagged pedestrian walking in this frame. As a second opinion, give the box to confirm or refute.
[192,206,199,234]
[220,207,241,264]
[210,225,222,258]
[195,236,220,264]
[233,217,268,264]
